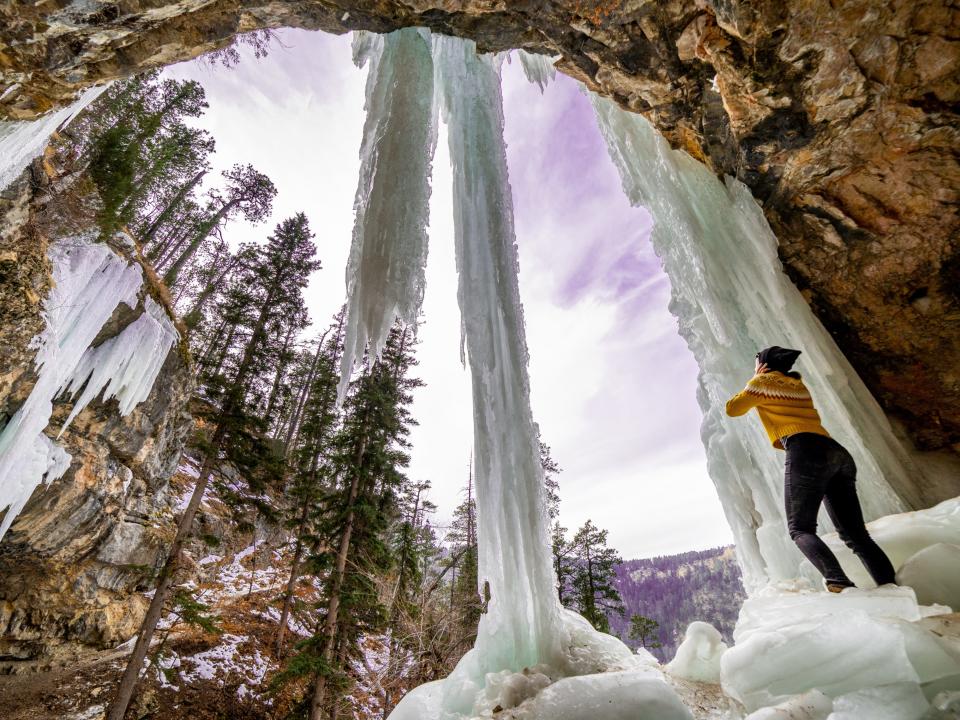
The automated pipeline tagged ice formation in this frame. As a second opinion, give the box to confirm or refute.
[721,582,958,716]
[591,95,922,591]
[432,33,558,679]
[516,51,557,93]
[897,543,960,609]
[0,235,178,538]
[388,34,691,720]
[823,496,960,599]
[664,620,727,683]
[337,27,437,400]
[0,84,107,191]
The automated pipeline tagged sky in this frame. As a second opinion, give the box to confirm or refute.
[164,29,733,558]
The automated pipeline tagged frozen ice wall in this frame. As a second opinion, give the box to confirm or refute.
[0,85,107,191]
[338,28,437,399]
[0,234,178,538]
[591,96,918,591]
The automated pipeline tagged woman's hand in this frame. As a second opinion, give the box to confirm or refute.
[755,358,769,375]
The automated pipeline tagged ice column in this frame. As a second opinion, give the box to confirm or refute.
[435,33,561,695]
[0,85,108,191]
[338,28,437,399]
[591,96,916,591]
[0,235,178,538]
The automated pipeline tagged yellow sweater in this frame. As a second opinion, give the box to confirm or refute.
[725,371,829,450]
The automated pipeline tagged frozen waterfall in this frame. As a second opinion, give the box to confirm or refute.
[388,36,691,720]
[0,84,108,191]
[0,235,178,539]
[433,35,560,678]
[591,96,919,591]
[337,28,437,400]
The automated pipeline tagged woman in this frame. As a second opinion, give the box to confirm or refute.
[725,346,896,592]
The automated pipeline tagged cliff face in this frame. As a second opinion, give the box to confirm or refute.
[0,159,193,665]
[1,0,956,457]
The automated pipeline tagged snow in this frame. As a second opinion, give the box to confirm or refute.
[0,84,108,190]
[338,27,437,400]
[665,621,727,683]
[0,235,144,538]
[198,544,285,598]
[590,94,921,592]
[176,632,272,696]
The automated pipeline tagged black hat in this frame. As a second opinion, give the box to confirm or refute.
[756,346,802,374]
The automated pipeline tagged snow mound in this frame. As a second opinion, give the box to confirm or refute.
[827,682,931,720]
[665,621,727,683]
[503,671,692,720]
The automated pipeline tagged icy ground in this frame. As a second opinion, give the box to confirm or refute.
[661,498,960,720]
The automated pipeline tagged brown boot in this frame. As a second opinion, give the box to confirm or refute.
[826,583,852,593]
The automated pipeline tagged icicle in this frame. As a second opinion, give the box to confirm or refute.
[57,296,179,433]
[0,235,176,539]
[591,96,914,591]
[0,84,108,191]
[517,51,558,93]
[338,28,437,400]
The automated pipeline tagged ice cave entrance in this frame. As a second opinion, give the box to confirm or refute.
[1,24,957,720]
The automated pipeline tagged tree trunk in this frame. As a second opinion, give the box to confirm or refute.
[163,198,238,286]
[263,324,297,423]
[105,434,222,720]
[275,491,311,655]
[107,248,287,720]
[185,256,237,324]
[280,331,325,452]
[309,433,368,720]
[141,168,204,247]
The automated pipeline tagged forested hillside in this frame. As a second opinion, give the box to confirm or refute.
[611,547,746,662]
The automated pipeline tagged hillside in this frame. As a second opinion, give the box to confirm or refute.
[611,547,746,662]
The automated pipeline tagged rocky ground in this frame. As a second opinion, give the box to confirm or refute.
[1,456,331,720]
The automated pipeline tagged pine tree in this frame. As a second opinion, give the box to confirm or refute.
[381,478,437,715]
[161,163,276,285]
[284,324,421,720]
[629,614,663,650]
[570,520,625,634]
[552,522,577,606]
[106,214,319,720]
[80,73,212,235]
[540,440,561,520]
[275,315,345,655]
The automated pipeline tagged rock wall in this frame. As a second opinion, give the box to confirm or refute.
[1,0,956,461]
[0,159,193,666]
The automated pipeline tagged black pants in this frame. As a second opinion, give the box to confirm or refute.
[782,433,896,587]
